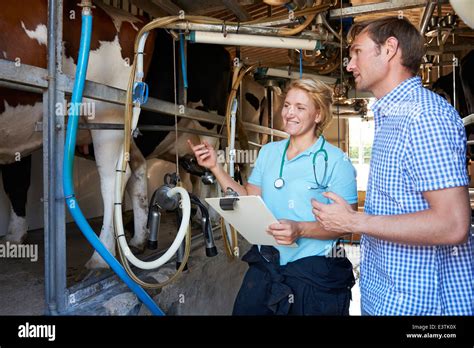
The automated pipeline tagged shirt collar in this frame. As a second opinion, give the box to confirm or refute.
[372,76,421,119]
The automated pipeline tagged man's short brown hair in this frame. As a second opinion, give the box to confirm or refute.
[348,17,425,75]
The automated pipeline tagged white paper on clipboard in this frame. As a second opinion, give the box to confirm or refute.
[205,195,298,248]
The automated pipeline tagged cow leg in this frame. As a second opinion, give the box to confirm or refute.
[125,140,149,251]
[1,155,31,244]
[85,129,129,269]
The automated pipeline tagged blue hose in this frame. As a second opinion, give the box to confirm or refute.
[63,12,164,316]
[179,33,188,89]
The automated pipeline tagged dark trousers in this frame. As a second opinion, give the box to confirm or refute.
[233,245,354,316]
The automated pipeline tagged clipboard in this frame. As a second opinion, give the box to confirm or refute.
[205,195,298,248]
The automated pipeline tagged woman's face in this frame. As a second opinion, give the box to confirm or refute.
[281,88,320,137]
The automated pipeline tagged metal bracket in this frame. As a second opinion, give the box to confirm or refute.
[219,196,239,211]
[219,187,239,210]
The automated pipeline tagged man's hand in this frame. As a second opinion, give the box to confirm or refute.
[266,219,301,245]
[311,192,357,234]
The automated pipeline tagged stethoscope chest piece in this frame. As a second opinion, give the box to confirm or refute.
[274,178,285,189]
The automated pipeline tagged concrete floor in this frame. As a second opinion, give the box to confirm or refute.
[0,217,362,315]
[345,244,361,316]
[0,211,197,315]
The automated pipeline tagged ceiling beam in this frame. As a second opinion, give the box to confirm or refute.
[152,0,183,15]
[221,0,253,21]
[128,0,168,17]
[175,0,261,15]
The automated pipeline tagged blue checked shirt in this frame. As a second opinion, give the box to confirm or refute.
[361,77,474,315]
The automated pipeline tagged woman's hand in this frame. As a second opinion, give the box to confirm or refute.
[187,139,218,170]
[266,219,302,245]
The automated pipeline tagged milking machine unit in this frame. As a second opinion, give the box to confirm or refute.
[146,171,218,271]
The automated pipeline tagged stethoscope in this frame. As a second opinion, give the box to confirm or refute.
[274,136,328,190]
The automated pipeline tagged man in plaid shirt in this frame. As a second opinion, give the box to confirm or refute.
[312,17,473,315]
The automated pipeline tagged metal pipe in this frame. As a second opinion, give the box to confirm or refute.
[420,0,437,35]
[163,22,333,41]
[462,114,474,127]
[75,124,227,139]
[189,31,322,50]
[268,86,274,143]
[45,0,65,316]
[0,81,43,94]
[229,99,238,178]
[453,55,457,110]
[320,12,342,42]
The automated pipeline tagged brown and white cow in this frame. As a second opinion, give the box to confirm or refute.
[0,0,231,269]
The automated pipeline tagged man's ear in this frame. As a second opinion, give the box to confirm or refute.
[384,37,399,61]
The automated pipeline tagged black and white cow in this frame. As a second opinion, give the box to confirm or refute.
[0,0,231,269]
[432,50,474,118]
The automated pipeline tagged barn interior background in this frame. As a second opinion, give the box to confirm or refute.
[0,0,472,315]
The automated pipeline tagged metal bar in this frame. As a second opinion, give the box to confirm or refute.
[36,122,228,138]
[250,18,292,27]
[44,0,67,316]
[221,0,252,21]
[54,0,67,316]
[44,0,56,317]
[419,0,437,35]
[0,59,48,89]
[0,59,286,137]
[0,81,43,94]
[453,55,456,110]
[329,0,430,19]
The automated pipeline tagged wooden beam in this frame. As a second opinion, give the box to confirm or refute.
[221,0,252,21]
[151,0,183,15]
[171,1,263,15]
[128,0,168,17]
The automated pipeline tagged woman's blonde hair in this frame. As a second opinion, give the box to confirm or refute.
[287,78,333,137]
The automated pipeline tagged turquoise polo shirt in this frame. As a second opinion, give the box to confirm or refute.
[248,137,358,266]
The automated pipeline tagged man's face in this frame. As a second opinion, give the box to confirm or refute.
[347,31,386,93]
